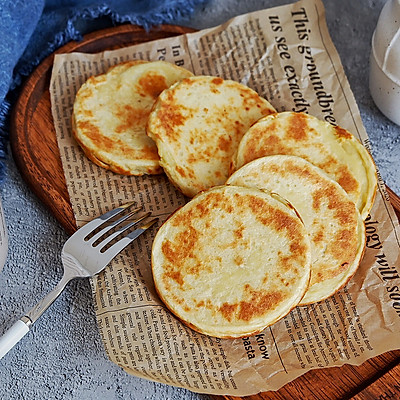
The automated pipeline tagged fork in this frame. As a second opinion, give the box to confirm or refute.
[0,201,158,359]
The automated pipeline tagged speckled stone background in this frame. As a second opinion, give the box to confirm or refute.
[0,0,399,399]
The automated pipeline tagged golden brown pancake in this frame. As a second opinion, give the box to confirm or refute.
[233,111,377,219]
[227,155,366,305]
[72,60,193,175]
[146,76,276,197]
[151,185,311,338]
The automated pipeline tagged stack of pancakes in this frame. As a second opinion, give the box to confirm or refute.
[72,61,377,338]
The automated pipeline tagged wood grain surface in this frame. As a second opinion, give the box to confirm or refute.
[9,24,400,400]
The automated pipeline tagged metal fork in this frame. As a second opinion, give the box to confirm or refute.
[0,202,158,359]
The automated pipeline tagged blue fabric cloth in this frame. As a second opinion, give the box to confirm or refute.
[0,0,207,182]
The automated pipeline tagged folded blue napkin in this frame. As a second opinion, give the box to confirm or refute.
[0,0,206,182]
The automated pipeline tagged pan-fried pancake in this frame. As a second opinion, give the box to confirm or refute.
[72,60,193,175]
[151,185,311,338]
[146,76,276,197]
[227,155,366,305]
[232,111,377,219]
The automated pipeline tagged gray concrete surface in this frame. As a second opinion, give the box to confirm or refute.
[0,0,399,399]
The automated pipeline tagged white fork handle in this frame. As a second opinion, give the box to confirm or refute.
[0,272,72,360]
[0,320,30,359]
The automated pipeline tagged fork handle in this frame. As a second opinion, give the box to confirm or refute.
[0,319,30,359]
[25,272,71,324]
[0,273,71,360]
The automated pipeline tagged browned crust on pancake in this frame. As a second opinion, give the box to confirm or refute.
[147,76,276,197]
[227,155,367,305]
[72,60,193,175]
[233,111,377,219]
[151,185,311,338]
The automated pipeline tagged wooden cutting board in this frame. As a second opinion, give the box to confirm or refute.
[9,24,400,400]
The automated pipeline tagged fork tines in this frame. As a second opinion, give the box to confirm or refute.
[82,202,158,255]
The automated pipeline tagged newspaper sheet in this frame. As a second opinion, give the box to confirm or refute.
[49,0,400,395]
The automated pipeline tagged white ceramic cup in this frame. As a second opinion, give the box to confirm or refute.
[369,0,400,126]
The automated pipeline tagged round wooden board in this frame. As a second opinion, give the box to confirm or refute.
[9,24,400,400]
